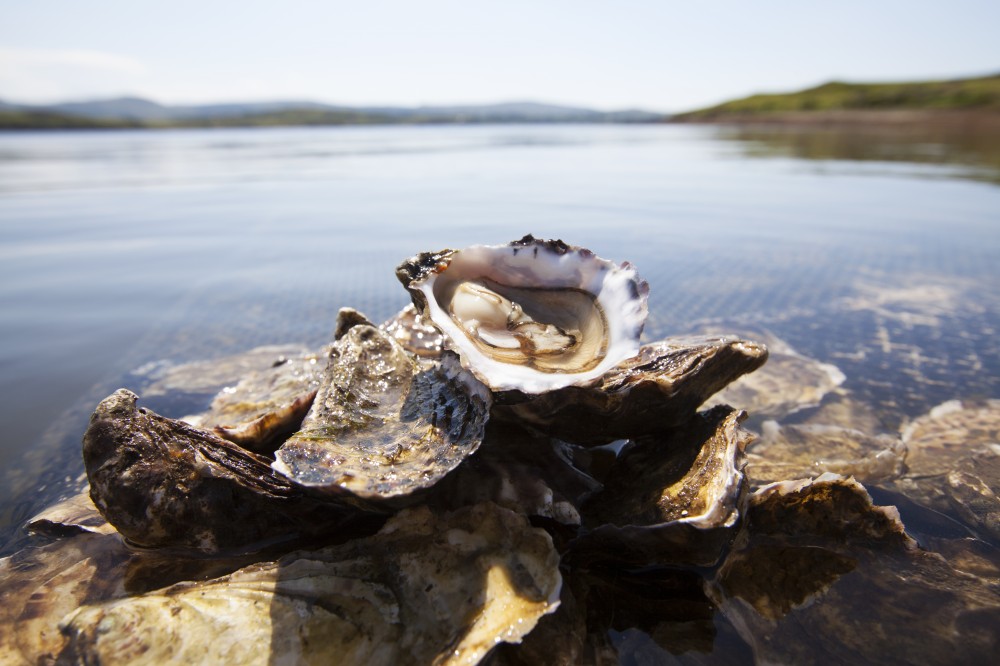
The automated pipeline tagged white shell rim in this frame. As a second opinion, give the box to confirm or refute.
[409,239,649,394]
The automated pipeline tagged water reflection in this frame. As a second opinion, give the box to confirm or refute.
[714,115,1000,183]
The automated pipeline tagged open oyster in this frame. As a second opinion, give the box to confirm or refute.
[397,235,649,394]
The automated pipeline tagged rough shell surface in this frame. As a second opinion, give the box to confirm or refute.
[60,503,562,666]
[397,236,649,394]
[570,406,751,566]
[429,421,602,526]
[709,474,1000,664]
[177,346,326,430]
[888,399,1000,543]
[380,303,445,358]
[495,335,767,445]
[83,389,369,552]
[273,323,491,506]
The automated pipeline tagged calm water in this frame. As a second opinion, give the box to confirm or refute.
[1,123,999,541]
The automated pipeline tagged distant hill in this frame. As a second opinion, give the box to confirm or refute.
[673,73,1000,122]
[0,97,665,129]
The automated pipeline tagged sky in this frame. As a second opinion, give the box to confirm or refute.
[1,1,998,113]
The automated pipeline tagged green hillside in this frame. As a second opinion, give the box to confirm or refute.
[0,109,144,130]
[674,73,1000,121]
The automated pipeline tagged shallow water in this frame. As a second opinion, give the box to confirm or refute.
[2,122,999,531]
[0,123,999,659]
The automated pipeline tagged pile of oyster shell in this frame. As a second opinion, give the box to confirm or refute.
[4,236,999,665]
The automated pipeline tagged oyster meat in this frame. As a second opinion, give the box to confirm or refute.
[397,235,649,394]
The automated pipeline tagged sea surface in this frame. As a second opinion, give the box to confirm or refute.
[1,123,999,536]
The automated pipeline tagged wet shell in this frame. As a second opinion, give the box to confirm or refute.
[272,322,491,507]
[397,235,649,394]
[60,503,562,666]
[569,406,752,567]
[495,335,767,445]
[82,389,371,552]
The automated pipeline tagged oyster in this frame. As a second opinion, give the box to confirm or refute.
[704,329,845,423]
[495,335,767,445]
[25,490,115,538]
[397,235,649,394]
[570,406,751,567]
[179,345,326,433]
[380,303,445,358]
[430,421,602,526]
[83,389,374,552]
[888,399,1000,544]
[0,527,271,665]
[709,475,1000,664]
[60,503,562,666]
[273,322,491,507]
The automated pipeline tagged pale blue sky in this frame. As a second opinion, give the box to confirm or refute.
[1,1,997,112]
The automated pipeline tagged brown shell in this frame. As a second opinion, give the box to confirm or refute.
[494,335,767,446]
[83,389,374,552]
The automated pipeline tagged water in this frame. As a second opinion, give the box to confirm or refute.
[0,124,998,657]
[2,123,999,522]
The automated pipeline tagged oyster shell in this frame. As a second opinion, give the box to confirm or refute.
[430,421,602,526]
[380,303,445,358]
[25,490,115,538]
[495,335,767,445]
[569,406,751,567]
[709,474,1000,664]
[60,503,562,666]
[704,329,845,422]
[397,235,649,394]
[83,389,374,552]
[888,399,1000,544]
[273,322,491,507]
[179,346,326,431]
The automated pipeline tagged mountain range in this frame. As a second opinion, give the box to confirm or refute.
[0,97,665,129]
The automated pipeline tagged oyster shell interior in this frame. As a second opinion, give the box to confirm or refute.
[399,236,649,393]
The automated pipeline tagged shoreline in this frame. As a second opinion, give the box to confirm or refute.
[667,108,1000,131]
